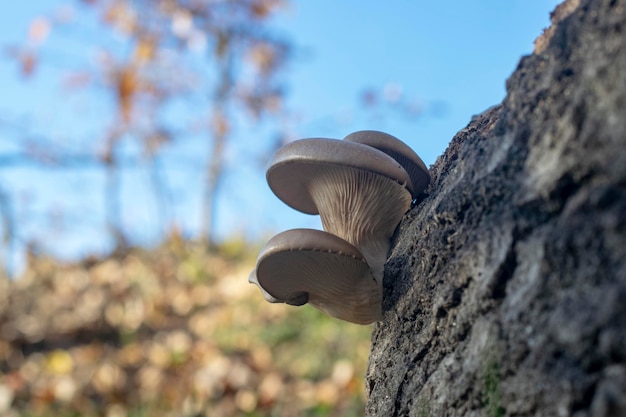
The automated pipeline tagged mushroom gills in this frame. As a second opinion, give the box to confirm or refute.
[306,165,412,281]
[266,138,415,214]
[253,228,382,324]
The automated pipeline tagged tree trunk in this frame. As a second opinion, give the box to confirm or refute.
[104,156,127,250]
[0,186,14,277]
[201,46,233,248]
[202,122,226,248]
[366,1,626,416]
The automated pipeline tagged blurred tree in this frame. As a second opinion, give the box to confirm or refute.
[5,0,291,250]
[0,187,14,277]
[92,0,291,247]
[1,1,441,271]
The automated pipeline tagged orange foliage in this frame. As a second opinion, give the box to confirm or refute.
[114,65,138,123]
[134,38,156,63]
[19,52,37,78]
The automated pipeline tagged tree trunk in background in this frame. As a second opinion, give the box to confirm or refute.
[366,0,626,416]
[104,158,127,250]
[201,47,233,249]
[0,187,14,277]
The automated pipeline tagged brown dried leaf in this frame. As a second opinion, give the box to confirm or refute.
[134,38,156,63]
[115,66,137,123]
[103,2,136,35]
[212,111,230,137]
[248,42,277,74]
[20,52,37,78]
[251,0,284,18]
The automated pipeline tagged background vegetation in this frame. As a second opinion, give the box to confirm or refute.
[0,236,372,416]
[2,0,293,259]
[0,1,375,415]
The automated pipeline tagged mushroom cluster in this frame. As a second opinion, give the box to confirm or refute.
[249,130,430,324]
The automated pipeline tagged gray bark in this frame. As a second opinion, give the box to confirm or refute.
[366,0,626,416]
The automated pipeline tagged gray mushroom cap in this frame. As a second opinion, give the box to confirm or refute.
[343,130,431,197]
[248,270,293,304]
[249,228,382,324]
[266,138,414,215]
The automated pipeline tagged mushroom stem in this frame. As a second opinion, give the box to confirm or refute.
[307,166,412,283]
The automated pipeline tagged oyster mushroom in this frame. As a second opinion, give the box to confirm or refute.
[248,228,381,324]
[343,130,431,198]
[266,138,414,282]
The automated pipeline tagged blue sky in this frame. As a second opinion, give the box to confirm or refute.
[0,1,560,272]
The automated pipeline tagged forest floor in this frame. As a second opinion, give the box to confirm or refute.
[0,235,372,417]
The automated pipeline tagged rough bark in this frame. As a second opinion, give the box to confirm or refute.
[366,0,626,416]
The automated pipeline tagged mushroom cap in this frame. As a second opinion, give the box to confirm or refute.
[343,130,431,197]
[266,138,413,214]
[248,270,292,304]
[251,228,382,324]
